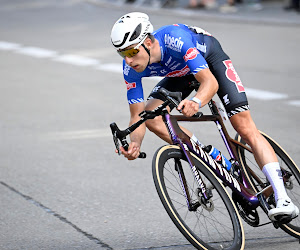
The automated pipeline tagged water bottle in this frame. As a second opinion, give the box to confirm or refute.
[204,145,232,171]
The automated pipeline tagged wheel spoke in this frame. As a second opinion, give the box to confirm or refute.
[153,146,243,249]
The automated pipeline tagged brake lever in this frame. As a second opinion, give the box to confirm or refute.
[112,131,121,155]
[110,122,146,159]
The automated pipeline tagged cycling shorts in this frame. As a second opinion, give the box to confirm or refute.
[147,37,249,118]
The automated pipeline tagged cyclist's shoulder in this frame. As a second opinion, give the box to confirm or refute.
[154,24,192,39]
[155,24,196,56]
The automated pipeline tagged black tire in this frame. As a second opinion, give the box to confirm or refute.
[235,131,300,239]
[152,145,245,250]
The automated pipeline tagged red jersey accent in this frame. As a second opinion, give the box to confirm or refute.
[125,80,136,91]
[223,60,245,93]
[184,48,199,62]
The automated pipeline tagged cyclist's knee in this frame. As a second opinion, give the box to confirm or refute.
[239,126,260,145]
[230,111,259,144]
[145,118,163,133]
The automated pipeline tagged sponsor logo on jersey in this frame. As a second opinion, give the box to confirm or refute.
[150,71,158,76]
[223,94,230,105]
[165,56,172,66]
[196,42,207,53]
[124,64,131,76]
[164,34,184,52]
[148,65,161,70]
[125,80,136,91]
[223,60,245,93]
[170,62,180,70]
[184,48,199,62]
[166,65,190,77]
[160,69,168,75]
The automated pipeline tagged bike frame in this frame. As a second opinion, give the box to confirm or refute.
[162,100,262,210]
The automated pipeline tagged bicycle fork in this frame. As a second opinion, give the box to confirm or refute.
[175,153,213,212]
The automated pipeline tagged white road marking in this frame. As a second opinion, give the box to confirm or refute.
[95,63,122,73]
[45,129,111,140]
[53,54,100,66]
[15,46,57,58]
[245,87,288,100]
[287,100,300,107]
[0,41,21,50]
[0,40,298,107]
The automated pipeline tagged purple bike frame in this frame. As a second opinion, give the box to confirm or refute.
[162,111,260,209]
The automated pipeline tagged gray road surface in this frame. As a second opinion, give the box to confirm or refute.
[0,0,300,249]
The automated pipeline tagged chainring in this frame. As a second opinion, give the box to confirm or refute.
[232,192,260,227]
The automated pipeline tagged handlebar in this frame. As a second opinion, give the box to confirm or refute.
[110,122,147,159]
[110,87,203,159]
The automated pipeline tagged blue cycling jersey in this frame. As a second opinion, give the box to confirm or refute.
[123,24,214,105]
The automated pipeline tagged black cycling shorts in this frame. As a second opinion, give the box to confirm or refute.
[147,36,249,118]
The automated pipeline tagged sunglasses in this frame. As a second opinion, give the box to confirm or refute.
[117,36,147,59]
[118,46,140,58]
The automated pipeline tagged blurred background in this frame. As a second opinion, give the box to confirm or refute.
[0,0,299,249]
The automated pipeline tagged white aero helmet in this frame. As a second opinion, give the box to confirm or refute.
[111,12,153,50]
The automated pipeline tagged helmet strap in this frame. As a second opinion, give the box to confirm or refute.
[141,44,151,66]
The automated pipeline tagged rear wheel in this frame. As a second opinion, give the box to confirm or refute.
[236,131,300,238]
[152,145,245,250]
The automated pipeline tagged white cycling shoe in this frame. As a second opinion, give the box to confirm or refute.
[268,198,299,221]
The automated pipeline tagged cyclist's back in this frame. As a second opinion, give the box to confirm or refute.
[125,23,230,106]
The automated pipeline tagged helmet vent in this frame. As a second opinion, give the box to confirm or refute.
[129,23,142,42]
[113,32,130,48]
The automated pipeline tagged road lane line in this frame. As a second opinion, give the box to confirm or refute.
[45,129,111,140]
[287,100,300,107]
[15,46,58,58]
[95,63,123,73]
[245,88,288,100]
[0,41,21,50]
[52,54,100,66]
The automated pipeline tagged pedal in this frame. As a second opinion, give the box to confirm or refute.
[274,214,293,225]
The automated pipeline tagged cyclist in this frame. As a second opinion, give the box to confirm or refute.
[110,12,299,221]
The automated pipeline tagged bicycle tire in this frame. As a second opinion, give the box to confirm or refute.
[235,131,300,239]
[152,145,245,250]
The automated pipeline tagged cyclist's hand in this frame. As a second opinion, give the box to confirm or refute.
[177,99,199,117]
[118,142,141,160]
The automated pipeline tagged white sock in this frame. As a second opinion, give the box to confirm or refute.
[262,162,289,202]
[191,134,204,148]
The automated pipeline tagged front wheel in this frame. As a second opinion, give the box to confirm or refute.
[235,131,300,239]
[152,145,245,250]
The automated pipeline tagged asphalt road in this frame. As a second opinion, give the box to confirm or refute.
[0,0,300,249]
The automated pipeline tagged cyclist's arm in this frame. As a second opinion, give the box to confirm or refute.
[194,68,219,106]
[119,102,146,160]
[178,68,218,117]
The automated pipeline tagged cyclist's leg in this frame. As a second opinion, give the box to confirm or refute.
[210,53,299,219]
[230,110,277,168]
[145,75,197,144]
